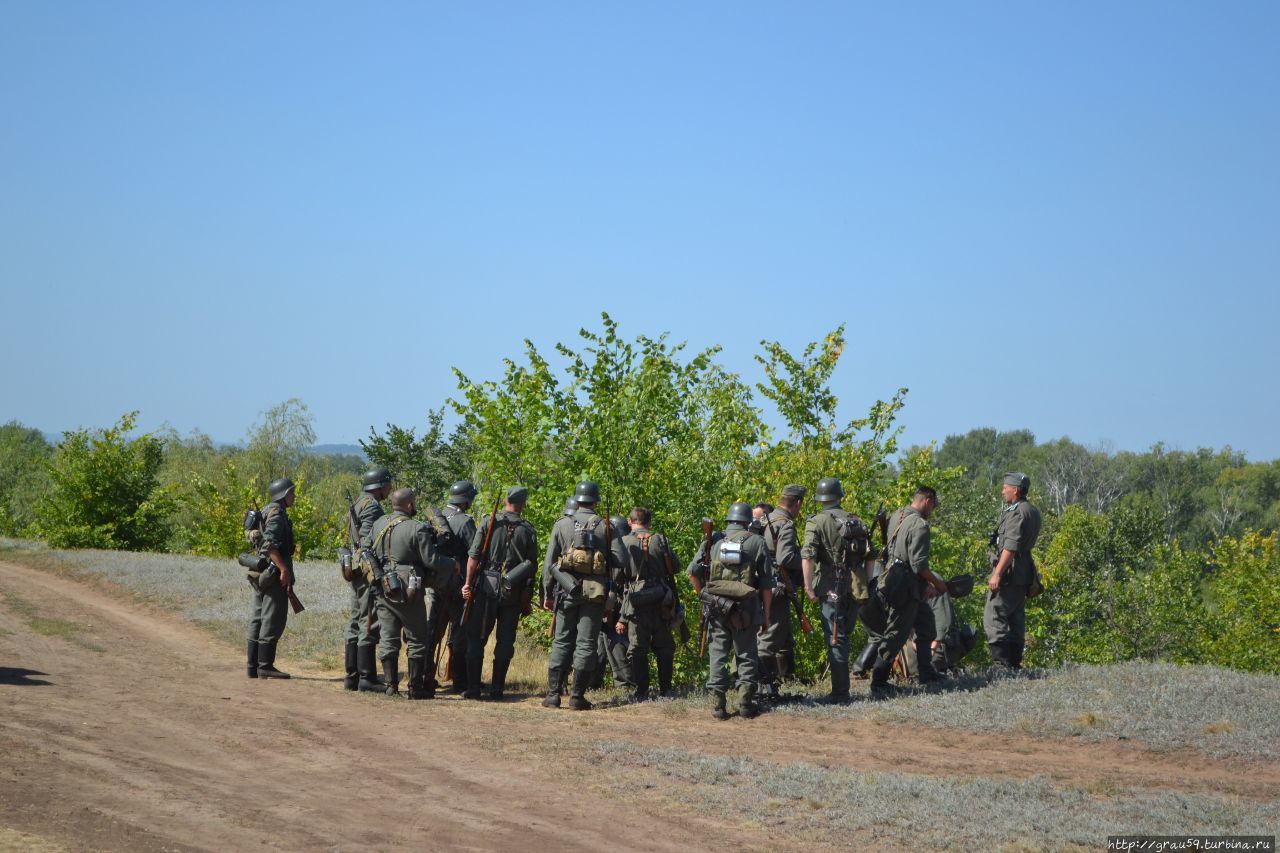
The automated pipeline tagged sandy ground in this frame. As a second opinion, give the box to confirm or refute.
[2,559,1276,852]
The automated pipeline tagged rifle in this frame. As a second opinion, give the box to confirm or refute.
[761,512,813,635]
[341,489,362,582]
[874,502,888,560]
[446,492,503,679]
[697,518,713,658]
[602,497,614,624]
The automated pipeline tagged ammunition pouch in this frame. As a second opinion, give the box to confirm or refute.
[572,528,599,550]
[560,547,605,574]
[358,547,381,584]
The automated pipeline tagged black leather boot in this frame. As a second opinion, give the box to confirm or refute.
[488,660,508,700]
[382,656,400,696]
[257,642,290,679]
[407,658,429,700]
[247,640,259,679]
[869,661,898,698]
[916,636,943,683]
[657,654,674,697]
[568,669,594,711]
[711,691,729,721]
[450,654,468,695]
[853,642,878,678]
[357,645,383,692]
[343,641,359,690]
[542,667,562,708]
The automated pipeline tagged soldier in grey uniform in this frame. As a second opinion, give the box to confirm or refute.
[248,477,297,679]
[343,468,391,691]
[870,487,949,696]
[461,486,538,699]
[369,488,458,698]
[689,502,773,720]
[439,480,478,693]
[757,485,806,697]
[617,507,679,700]
[541,496,582,699]
[801,477,870,702]
[591,514,635,691]
[541,480,627,710]
[985,473,1042,669]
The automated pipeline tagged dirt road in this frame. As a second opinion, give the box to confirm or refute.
[2,560,1275,851]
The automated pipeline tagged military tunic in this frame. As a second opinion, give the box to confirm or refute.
[758,507,802,682]
[689,523,773,701]
[543,508,628,675]
[464,509,538,674]
[370,510,457,666]
[619,527,679,695]
[984,498,1041,667]
[248,500,294,664]
[345,492,384,648]
[802,506,869,699]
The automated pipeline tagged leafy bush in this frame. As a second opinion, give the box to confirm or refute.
[34,412,174,550]
[1206,531,1280,673]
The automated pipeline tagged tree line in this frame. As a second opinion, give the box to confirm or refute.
[2,313,1276,678]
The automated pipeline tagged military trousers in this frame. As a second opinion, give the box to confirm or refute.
[346,578,380,647]
[247,584,288,656]
[377,577,432,664]
[464,594,522,670]
[706,617,758,700]
[984,583,1028,665]
[756,592,793,666]
[871,593,919,673]
[422,584,454,663]
[626,610,675,677]
[549,596,605,674]
[819,596,861,698]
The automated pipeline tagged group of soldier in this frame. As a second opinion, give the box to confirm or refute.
[243,468,1041,719]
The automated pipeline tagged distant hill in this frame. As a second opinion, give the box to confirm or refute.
[306,443,365,458]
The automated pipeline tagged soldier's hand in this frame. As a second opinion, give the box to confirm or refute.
[541,597,553,611]
[461,584,472,602]
[281,568,294,589]
[805,587,819,603]
[987,573,1000,593]
[615,621,626,636]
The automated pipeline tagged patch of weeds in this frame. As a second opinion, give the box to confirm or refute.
[1203,720,1236,735]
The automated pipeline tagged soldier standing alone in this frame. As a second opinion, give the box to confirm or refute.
[248,477,298,680]
[985,473,1042,669]
[689,502,773,720]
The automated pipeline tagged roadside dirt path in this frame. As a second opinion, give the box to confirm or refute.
[2,559,1275,852]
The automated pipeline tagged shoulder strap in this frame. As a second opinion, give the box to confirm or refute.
[375,516,409,558]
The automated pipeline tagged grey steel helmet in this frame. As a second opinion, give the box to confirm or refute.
[573,480,601,504]
[362,467,392,492]
[448,480,477,506]
[268,477,295,502]
[610,514,631,537]
[725,501,753,524]
[815,476,844,502]
[562,497,578,517]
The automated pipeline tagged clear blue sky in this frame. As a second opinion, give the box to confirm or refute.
[3,2,1277,458]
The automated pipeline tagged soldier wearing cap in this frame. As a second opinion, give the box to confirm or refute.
[757,484,806,698]
[438,480,479,693]
[342,468,391,691]
[592,515,636,691]
[986,473,1042,668]
[248,477,297,679]
[689,502,773,720]
[869,486,950,696]
[460,486,538,699]
[801,477,872,702]
[541,480,628,710]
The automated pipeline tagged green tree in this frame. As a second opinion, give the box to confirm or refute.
[1206,531,1280,673]
[34,412,174,550]
[361,408,472,504]
[0,421,53,535]
[243,398,316,488]
[935,427,1036,487]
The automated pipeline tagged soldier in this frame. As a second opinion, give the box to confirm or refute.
[248,477,297,679]
[617,507,680,700]
[343,468,391,692]
[541,480,627,710]
[460,487,538,699]
[439,480,479,693]
[689,502,773,720]
[369,488,458,698]
[985,473,1042,669]
[800,477,871,702]
[870,487,949,696]
[756,485,806,698]
[592,514,635,691]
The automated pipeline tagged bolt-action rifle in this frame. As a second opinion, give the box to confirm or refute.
[443,492,502,679]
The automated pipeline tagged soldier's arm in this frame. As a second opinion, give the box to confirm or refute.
[261,507,293,585]
[415,525,457,572]
[800,518,820,601]
[356,497,381,547]
[910,523,947,594]
[686,542,706,593]
[775,519,801,574]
